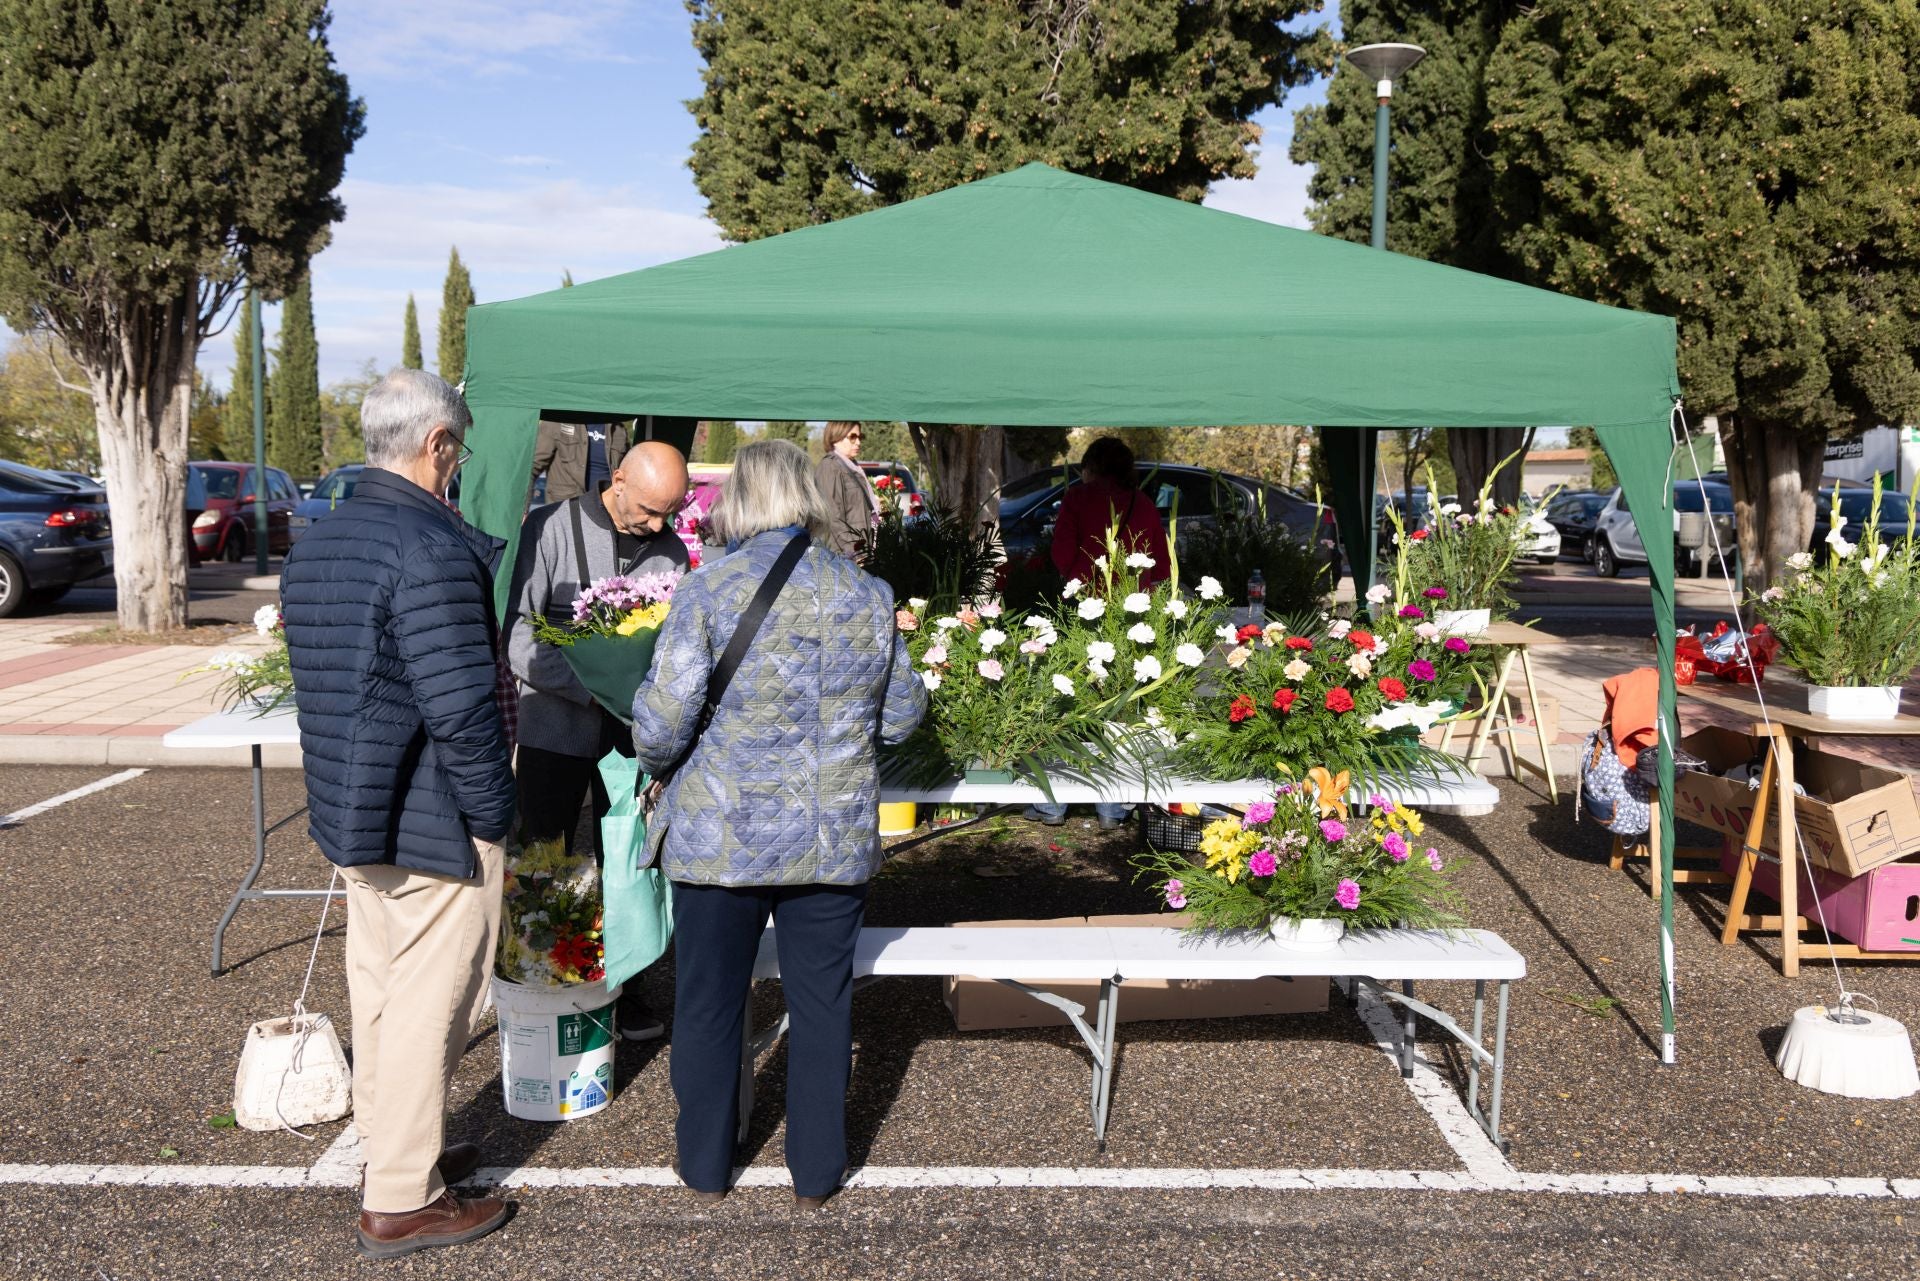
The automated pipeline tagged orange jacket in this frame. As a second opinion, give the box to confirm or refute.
[1602,667,1660,770]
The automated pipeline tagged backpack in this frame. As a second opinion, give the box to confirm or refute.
[1577,726,1652,838]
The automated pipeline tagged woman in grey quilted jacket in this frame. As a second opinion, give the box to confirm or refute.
[631,439,926,1208]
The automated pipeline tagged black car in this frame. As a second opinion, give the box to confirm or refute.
[0,459,112,616]
[1542,489,1610,560]
[998,462,1334,562]
[1810,486,1915,558]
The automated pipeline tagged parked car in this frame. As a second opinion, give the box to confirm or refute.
[999,462,1336,563]
[1543,490,1610,560]
[859,459,924,517]
[189,461,300,562]
[1589,481,1737,578]
[0,459,112,617]
[288,465,365,543]
[1810,486,1915,559]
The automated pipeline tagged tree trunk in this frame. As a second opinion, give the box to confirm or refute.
[1448,427,1530,507]
[83,293,198,632]
[908,424,1005,531]
[1721,416,1823,595]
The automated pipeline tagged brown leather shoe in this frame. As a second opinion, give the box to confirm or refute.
[674,1161,727,1204]
[436,1142,483,1187]
[356,1191,508,1259]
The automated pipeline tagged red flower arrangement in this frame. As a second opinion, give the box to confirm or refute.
[1347,629,1376,651]
[550,931,605,984]
[1324,688,1355,714]
[1376,677,1408,703]
[1228,694,1258,723]
[1272,688,1298,713]
[1284,636,1314,651]
[1235,624,1264,644]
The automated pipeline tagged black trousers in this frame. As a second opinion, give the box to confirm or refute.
[670,881,868,1198]
[514,744,610,858]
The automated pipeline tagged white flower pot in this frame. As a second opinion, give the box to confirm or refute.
[1269,917,1346,950]
[1434,608,1490,637]
[1806,684,1905,721]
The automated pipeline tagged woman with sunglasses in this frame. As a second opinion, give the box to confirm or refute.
[815,420,880,562]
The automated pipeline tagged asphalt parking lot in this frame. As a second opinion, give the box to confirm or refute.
[5,765,1919,1278]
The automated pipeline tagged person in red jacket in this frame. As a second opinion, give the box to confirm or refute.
[1049,436,1171,588]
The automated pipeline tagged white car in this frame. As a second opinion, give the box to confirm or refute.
[1588,482,1737,577]
[1522,513,1561,564]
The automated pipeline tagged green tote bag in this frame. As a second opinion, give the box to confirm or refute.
[598,751,673,988]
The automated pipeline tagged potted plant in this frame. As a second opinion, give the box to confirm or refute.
[1135,774,1464,945]
[1753,480,1920,720]
[200,603,295,715]
[1392,459,1538,634]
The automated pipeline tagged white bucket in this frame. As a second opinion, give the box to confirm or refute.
[491,976,622,1123]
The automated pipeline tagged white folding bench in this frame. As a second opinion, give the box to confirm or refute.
[741,924,1525,1151]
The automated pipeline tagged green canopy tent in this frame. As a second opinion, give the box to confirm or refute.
[460,162,1686,1061]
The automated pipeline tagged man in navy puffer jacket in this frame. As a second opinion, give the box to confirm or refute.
[280,368,515,1260]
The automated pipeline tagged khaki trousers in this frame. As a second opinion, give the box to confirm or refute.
[342,837,503,1213]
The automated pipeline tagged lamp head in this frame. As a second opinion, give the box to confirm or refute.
[1346,42,1427,99]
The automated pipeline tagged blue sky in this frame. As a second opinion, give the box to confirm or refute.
[219,0,1334,389]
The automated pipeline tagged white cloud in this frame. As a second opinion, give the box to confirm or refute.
[328,0,656,78]
[1204,153,1315,231]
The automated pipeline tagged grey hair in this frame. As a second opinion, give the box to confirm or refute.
[709,439,829,545]
[361,368,472,467]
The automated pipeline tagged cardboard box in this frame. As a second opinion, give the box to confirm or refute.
[942,914,1328,1032]
[1672,726,1920,877]
[1719,843,1920,953]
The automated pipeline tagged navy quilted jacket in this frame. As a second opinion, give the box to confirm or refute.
[280,469,518,878]
[631,531,926,886]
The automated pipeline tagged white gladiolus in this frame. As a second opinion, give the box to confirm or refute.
[1175,643,1205,668]
[209,651,258,673]
[1052,674,1075,697]
[1062,577,1084,598]
[1197,576,1224,600]
[908,597,929,611]
[1087,641,1117,663]
[921,670,943,691]
[1367,701,1447,733]
[1094,555,1109,573]
[1164,597,1188,619]
[1144,706,1164,727]
[1825,527,1856,559]
[978,628,1007,652]
[1077,598,1107,620]
[1133,655,1162,683]
[1123,592,1151,614]
[1127,622,1156,644]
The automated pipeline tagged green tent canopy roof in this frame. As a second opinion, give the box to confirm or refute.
[465,162,1678,431]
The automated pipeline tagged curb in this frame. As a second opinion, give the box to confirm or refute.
[0,734,303,769]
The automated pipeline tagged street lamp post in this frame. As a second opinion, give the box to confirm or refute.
[250,285,269,576]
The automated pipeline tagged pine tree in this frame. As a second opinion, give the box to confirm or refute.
[561,269,574,288]
[223,293,261,461]
[762,420,811,446]
[438,247,474,384]
[269,273,322,477]
[401,293,422,369]
[701,419,739,463]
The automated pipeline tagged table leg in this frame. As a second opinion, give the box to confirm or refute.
[1093,980,1120,1149]
[1489,981,1510,1148]
[1465,651,1517,777]
[1773,730,1800,977]
[1719,742,1774,945]
[1518,648,1558,802]
[211,744,269,977]
[1400,979,1417,1078]
[1467,979,1486,1118]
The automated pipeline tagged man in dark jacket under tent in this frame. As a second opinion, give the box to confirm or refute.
[281,368,516,1260]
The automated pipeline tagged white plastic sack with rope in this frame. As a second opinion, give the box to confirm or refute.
[234,1012,351,1130]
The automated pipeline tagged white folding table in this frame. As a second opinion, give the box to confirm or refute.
[879,767,1500,813]
[161,706,322,975]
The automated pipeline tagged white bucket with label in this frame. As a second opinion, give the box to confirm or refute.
[491,976,622,1123]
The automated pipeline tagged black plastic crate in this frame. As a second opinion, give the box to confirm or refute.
[1140,804,1207,854]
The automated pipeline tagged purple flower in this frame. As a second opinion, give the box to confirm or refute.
[1334,878,1362,911]
[1444,636,1471,655]
[1165,879,1187,909]
[1408,659,1437,682]
[1398,605,1426,619]
[1424,587,1449,600]
[1426,848,1444,873]
[1367,793,1394,813]
[1383,832,1410,862]
[1319,819,1348,843]
[1244,800,1276,826]
[1248,850,1278,878]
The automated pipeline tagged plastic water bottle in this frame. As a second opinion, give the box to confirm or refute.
[1246,568,1266,617]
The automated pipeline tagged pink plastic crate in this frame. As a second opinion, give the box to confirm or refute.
[1720,842,1920,951]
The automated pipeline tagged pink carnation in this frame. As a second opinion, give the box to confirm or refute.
[1164,879,1187,910]
[1244,800,1276,826]
[977,659,1004,681]
[1408,659,1437,682]
[1319,819,1347,843]
[896,609,920,632]
[1383,832,1410,862]
[1443,636,1470,655]
[1334,878,1361,911]
[1248,850,1278,878]
[1426,848,1444,872]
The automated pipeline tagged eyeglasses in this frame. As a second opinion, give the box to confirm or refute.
[444,430,472,466]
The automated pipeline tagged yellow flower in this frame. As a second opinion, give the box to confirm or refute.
[614,601,671,636]
[615,612,645,636]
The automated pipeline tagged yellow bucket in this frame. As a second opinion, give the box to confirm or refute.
[877,801,918,837]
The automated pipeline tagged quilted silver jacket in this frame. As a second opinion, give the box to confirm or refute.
[630,530,927,885]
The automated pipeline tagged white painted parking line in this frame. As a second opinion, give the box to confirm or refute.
[0,1161,1912,1200]
[0,768,146,828]
[1352,987,1516,1183]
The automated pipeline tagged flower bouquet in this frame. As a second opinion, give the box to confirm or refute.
[531,571,681,722]
[200,603,295,716]
[497,835,605,986]
[1392,459,1539,626]
[1752,479,1920,717]
[1135,774,1464,937]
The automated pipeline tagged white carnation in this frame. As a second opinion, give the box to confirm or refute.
[1125,552,1156,569]
[1127,622,1156,644]
[1785,552,1813,571]
[1052,674,1075,697]
[977,628,1007,652]
[908,597,929,611]
[1327,619,1352,639]
[1163,598,1188,619]
[1215,624,1237,643]
[1133,655,1162,683]
[1062,577,1084,598]
[935,616,962,631]
[1175,643,1205,668]
[1365,583,1393,605]
[1077,598,1107,621]
[1197,576,1224,601]
[920,670,943,691]
[977,601,1003,618]
[253,604,281,636]
[1123,592,1151,614]
[1346,652,1374,678]
[1087,641,1117,663]
[1088,659,1108,682]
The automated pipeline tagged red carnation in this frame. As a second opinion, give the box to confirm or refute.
[1324,687,1356,714]
[1348,630,1376,651]
[1235,624,1264,644]
[1273,688,1298,713]
[1377,677,1408,703]
[1284,636,1313,651]
[1228,694,1257,724]
[1410,529,1430,541]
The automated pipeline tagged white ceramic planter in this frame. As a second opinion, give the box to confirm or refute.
[1434,608,1491,637]
[1806,684,1904,721]
[1269,917,1345,950]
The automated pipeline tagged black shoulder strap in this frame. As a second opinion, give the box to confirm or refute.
[568,496,590,587]
[651,531,811,788]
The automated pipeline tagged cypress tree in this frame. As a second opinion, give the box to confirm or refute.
[269,273,322,476]
[401,293,422,369]
[702,419,738,463]
[223,293,260,461]
[438,247,474,384]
